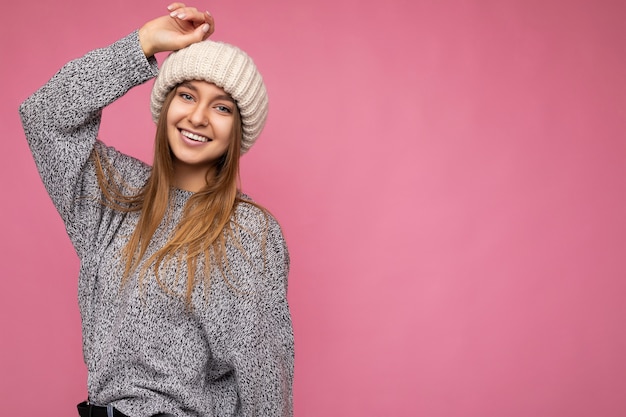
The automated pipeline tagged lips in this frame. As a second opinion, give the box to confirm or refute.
[180,129,211,143]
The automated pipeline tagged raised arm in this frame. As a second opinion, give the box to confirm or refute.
[19,3,215,257]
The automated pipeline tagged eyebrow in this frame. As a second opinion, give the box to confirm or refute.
[178,82,235,103]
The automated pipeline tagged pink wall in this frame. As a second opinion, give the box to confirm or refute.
[2,0,625,416]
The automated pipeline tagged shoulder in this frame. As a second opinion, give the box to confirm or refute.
[235,195,283,237]
[233,195,289,260]
[232,195,290,292]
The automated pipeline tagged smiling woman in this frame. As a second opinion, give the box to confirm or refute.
[166,81,237,191]
[19,3,292,417]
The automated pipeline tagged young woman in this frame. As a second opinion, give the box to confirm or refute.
[20,3,293,417]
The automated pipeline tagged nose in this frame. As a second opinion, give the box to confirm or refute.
[188,104,209,127]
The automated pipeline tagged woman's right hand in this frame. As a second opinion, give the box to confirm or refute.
[138,3,215,57]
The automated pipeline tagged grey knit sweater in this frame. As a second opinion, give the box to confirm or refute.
[19,31,293,417]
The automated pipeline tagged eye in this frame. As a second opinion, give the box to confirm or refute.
[179,92,194,102]
[215,105,232,114]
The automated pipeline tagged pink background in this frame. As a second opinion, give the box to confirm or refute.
[1,0,625,416]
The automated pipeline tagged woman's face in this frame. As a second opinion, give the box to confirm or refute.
[166,80,235,180]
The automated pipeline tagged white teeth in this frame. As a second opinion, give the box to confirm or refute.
[181,130,210,142]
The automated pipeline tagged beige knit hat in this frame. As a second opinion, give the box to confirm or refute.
[150,40,268,154]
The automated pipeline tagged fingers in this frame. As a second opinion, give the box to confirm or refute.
[168,5,207,24]
[167,3,186,12]
[168,6,214,40]
[139,5,215,56]
[203,11,215,38]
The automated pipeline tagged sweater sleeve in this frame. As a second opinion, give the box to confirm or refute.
[231,213,294,417]
[19,31,159,258]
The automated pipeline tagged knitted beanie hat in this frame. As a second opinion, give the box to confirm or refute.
[150,40,268,154]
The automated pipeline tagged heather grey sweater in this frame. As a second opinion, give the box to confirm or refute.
[19,31,293,417]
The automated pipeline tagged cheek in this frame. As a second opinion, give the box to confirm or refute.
[165,99,188,124]
[165,107,180,126]
[216,118,235,140]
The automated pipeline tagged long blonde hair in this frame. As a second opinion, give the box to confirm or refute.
[92,86,267,304]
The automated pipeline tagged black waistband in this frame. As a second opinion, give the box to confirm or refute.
[77,401,129,417]
[77,401,175,417]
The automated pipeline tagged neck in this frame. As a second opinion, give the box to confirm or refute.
[172,162,216,193]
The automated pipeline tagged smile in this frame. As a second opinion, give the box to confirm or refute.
[181,130,211,143]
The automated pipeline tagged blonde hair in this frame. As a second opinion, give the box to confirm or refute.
[92,86,268,304]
